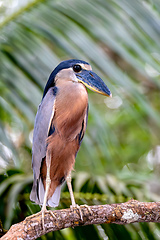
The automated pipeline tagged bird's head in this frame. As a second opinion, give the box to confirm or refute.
[43,59,112,98]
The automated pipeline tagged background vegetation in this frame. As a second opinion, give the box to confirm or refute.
[0,0,160,239]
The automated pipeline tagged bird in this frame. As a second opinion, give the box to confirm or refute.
[30,59,111,229]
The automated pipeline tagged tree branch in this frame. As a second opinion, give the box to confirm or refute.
[2,200,160,240]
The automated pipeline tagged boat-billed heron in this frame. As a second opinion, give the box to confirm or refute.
[30,59,111,228]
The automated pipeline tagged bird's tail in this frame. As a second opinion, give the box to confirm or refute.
[30,178,61,207]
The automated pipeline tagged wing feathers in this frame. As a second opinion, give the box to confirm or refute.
[47,185,61,207]
[32,87,56,179]
[30,87,56,204]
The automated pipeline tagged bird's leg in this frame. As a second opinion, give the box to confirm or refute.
[66,172,84,221]
[41,153,56,231]
[66,172,92,221]
[25,155,55,228]
[66,172,76,207]
[26,154,56,230]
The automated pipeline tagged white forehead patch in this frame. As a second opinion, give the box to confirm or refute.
[79,63,92,71]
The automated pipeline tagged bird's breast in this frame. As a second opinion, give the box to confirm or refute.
[53,81,88,141]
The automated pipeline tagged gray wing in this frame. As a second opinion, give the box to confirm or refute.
[32,87,56,180]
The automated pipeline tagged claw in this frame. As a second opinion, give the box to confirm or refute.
[42,209,45,231]
[82,204,92,214]
[70,204,92,221]
[25,211,41,220]
[26,209,56,231]
[70,204,83,221]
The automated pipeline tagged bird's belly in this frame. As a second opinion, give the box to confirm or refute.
[40,133,79,198]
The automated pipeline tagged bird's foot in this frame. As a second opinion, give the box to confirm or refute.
[25,209,56,231]
[70,204,83,221]
[41,209,57,231]
[70,204,92,221]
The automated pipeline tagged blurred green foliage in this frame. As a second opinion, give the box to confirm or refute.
[0,0,160,239]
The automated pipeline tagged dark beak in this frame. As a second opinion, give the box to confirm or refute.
[76,70,112,97]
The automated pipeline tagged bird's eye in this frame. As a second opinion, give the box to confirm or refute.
[73,64,82,72]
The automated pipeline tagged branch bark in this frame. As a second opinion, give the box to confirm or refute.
[2,200,160,240]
